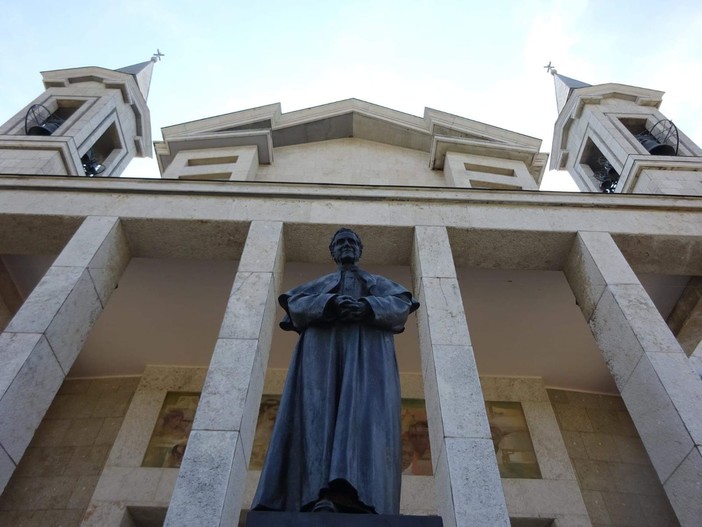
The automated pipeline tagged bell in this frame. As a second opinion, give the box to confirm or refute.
[26,116,63,136]
[637,132,676,156]
[27,121,61,135]
[81,151,106,176]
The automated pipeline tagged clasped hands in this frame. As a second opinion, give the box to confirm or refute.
[331,295,371,322]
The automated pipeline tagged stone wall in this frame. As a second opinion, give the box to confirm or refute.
[548,389,679,526]
[0,376,139,526]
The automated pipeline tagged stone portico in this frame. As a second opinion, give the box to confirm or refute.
[0,174,700,526]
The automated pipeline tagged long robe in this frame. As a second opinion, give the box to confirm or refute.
[251,265,419,514]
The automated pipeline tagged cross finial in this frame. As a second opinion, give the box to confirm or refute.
[151,49,165,63]
[544,61,557,75]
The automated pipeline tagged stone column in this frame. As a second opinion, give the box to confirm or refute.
[565,231,702,527]
[164,221,284,527]
[412,226,510,527]
[0,216,130,493]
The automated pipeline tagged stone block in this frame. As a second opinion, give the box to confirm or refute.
[92,466,162,502]
[581,490,610,525]
[81,500,129,527]
[95,417,124,446]
[621,354,694,482]
[417,277,471,347]
[502,479,587,518]
[571,459,616,492]
[601,491,642,526]
[64,445,110,476]
[610,462,662,496]
[44,268,103,372]
[0,446,15,493]
[87,220,131,306]
[421,350,444,469]
[586,408,621,434]
[237,221,284,279]
[430,345,490,440]
[589,288,645,389]
[635,493,679,527]
[67,474,100,509]
[164,430,242,527]
[564,236,605,322]
[436,437,509,527]
[13,445,73,477]
[552,404,593,433]
[58,378,93,395]
[106,389,163,468]
[45,393,97,421]
[5,266,84,334]
[561,431,588,460]
[663,446,702,527]
[412,226,457,284]
[645,352,702,446]
[91,390,133,418]
[481,377,549,403]
[221,431,248,527]
[1,475,75,510]
[193,338,264,461]
[400,476,437,515]
[62,417,103,447]
[580,433,619,462]
[522,402,577,480]
[566,391,607,409]
[154,469,178,504]
[0,334,64,464]
[219,272,276,340]
[613,436,650,465]
[52,216,120,268]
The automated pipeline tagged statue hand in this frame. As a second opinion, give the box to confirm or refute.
[339,299,371,321]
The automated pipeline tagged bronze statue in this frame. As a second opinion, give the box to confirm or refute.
[251,228,420,514]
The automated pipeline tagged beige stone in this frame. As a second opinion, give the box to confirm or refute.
[163,430,242,527]
[438,437,510,527]
[621,355,695,482]
[0,334,63,466]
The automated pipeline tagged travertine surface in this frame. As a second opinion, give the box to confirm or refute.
[0,376,138,527]
[549,389,679,527]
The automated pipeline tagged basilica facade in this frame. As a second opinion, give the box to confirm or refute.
[0,59,700,527]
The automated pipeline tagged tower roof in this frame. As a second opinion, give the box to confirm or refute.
[552,72,590,114]
[116,59,155,101]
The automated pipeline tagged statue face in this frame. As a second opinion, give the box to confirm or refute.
[330,231,362,264]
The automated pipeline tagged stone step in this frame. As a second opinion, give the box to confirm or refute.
[246,511,443,526]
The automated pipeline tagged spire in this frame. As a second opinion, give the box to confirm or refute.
[545,64,590,114]
[116,51,162,101]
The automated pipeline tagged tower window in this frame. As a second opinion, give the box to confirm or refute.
[618,117,678,156]
[82,123,121,176]
[580,138,619,193]
[23,100,84,136]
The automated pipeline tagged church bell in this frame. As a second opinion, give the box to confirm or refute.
[636,131,677,156]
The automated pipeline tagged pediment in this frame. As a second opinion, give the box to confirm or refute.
[155,99,544,175]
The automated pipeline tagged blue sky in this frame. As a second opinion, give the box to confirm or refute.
[1,0,700,189]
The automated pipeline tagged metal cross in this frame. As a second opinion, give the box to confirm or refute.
[152,49,165,62]
[544,61,555,73]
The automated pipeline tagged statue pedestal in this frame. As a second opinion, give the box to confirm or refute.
[246,511,443,526]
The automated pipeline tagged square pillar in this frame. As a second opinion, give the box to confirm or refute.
[0,216,130,493]
[565,231,702,527]
[412,226,509,527]
[165,221,284,527]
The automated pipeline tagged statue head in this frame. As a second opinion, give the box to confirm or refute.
[329,228,363,265]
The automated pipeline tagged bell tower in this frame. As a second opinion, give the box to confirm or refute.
[0,58,154,178]
[549,68,702,195]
